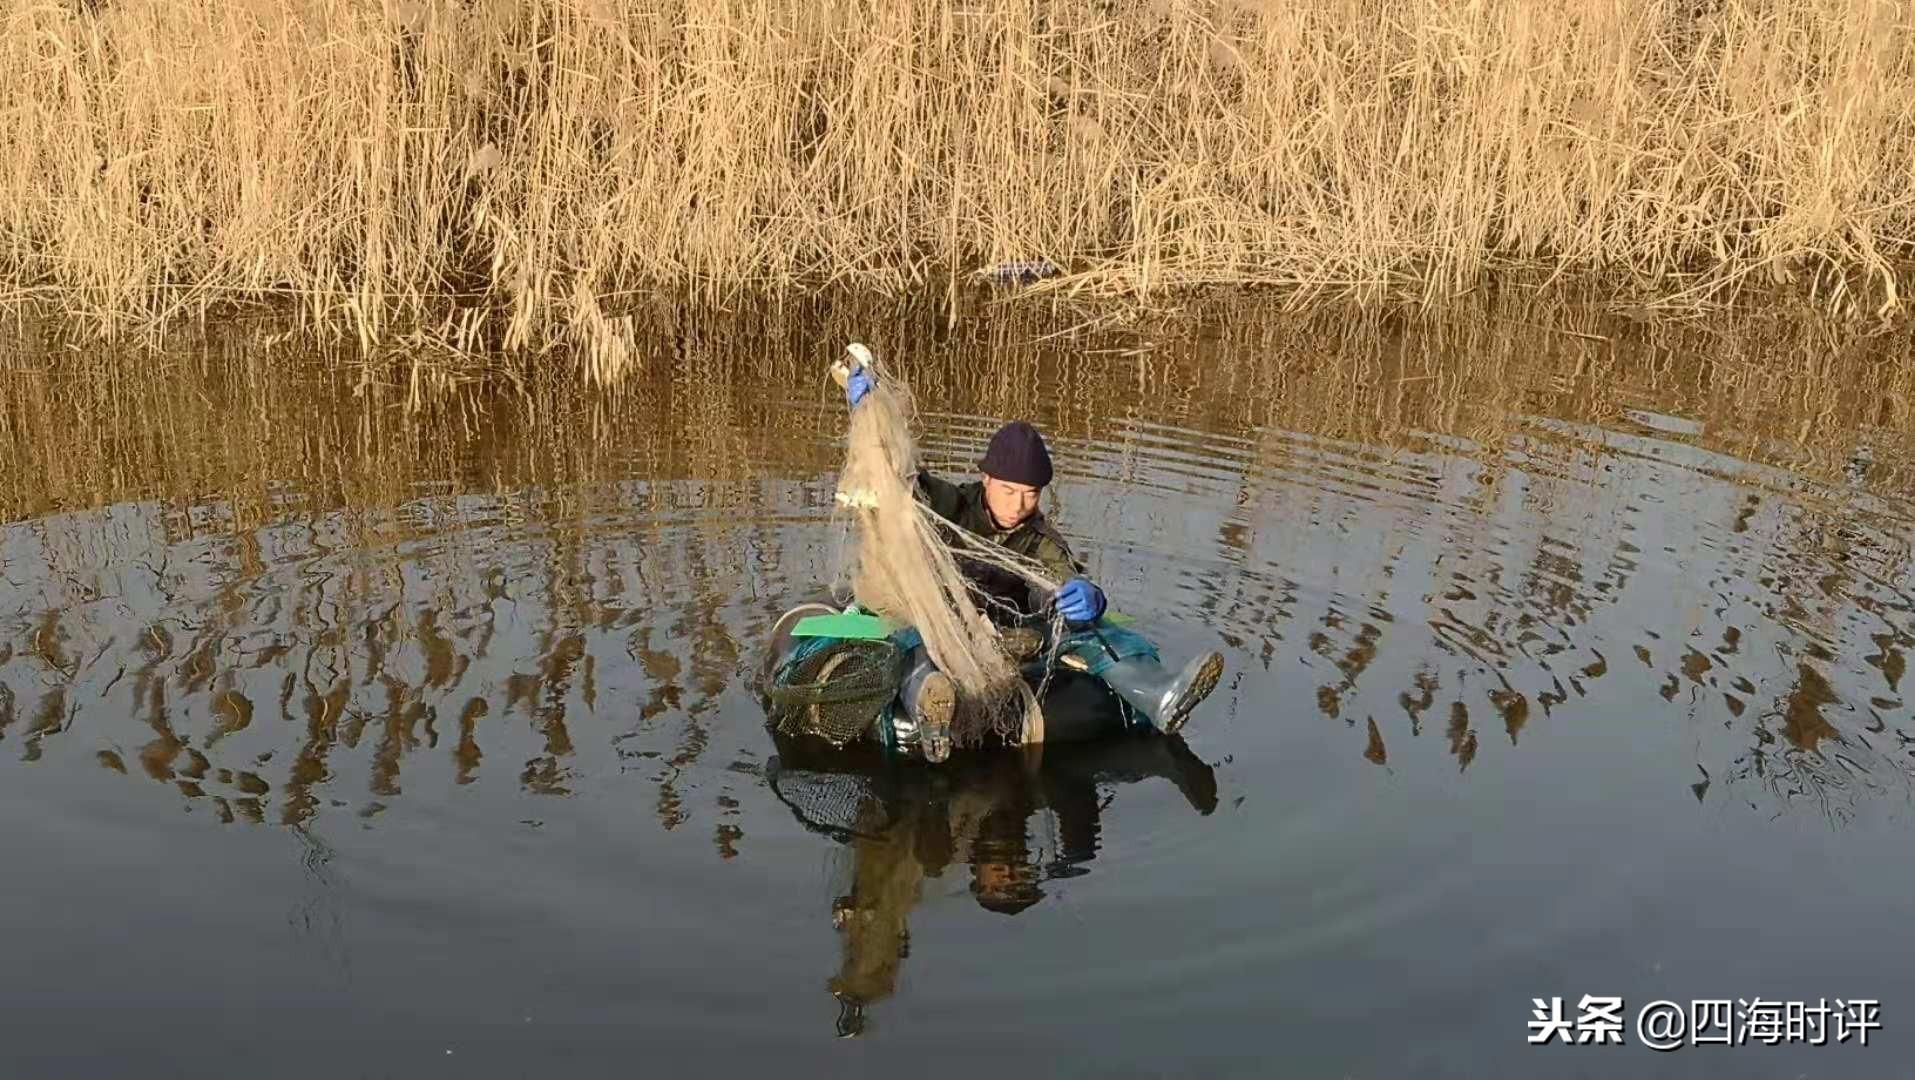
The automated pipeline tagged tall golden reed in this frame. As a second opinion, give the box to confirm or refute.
[4,0,1913,375]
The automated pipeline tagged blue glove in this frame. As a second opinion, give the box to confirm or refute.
[1054,577,1107,623]
[846,366,875,408]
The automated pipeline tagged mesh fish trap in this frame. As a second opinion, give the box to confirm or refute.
[764,636,903,748]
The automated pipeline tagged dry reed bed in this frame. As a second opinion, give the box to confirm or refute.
[5,0,1915,375]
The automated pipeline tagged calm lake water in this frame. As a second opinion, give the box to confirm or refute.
[3,295,1913,1078]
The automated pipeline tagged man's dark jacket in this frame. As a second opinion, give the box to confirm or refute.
[915,471,1080,620]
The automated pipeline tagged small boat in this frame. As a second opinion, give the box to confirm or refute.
[759,600,1223,762]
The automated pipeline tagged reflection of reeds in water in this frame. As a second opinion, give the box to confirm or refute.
[0,307,916,846]
[1155,301,1913,822]
[8,295,1908,523]
[6,0,1915,361]
[2,295,1912,829]
[1159,297,1915,496]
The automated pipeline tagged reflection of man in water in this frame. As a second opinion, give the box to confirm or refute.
[965,754,1105,915]
[823,739,1217,1036]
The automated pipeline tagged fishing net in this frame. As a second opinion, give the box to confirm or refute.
[763,636,903,748]
[831,344,1067,746]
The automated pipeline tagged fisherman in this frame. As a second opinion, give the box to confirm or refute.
[847,367,1103,624]
[844,366,1223,748]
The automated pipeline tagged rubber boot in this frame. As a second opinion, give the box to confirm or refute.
[896,646,956,762]
[1096,650,1225,734]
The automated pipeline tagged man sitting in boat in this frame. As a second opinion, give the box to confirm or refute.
[914,417,1096,625]
[843,366,1223,755]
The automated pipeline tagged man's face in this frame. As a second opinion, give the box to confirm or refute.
[981,474,1041,530]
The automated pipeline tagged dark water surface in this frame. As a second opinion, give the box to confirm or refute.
[4,297,1915,1078]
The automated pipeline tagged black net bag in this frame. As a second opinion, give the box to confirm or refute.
[763,636,902,748]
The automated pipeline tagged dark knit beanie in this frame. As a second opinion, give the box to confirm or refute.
[978,421,1054,488]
